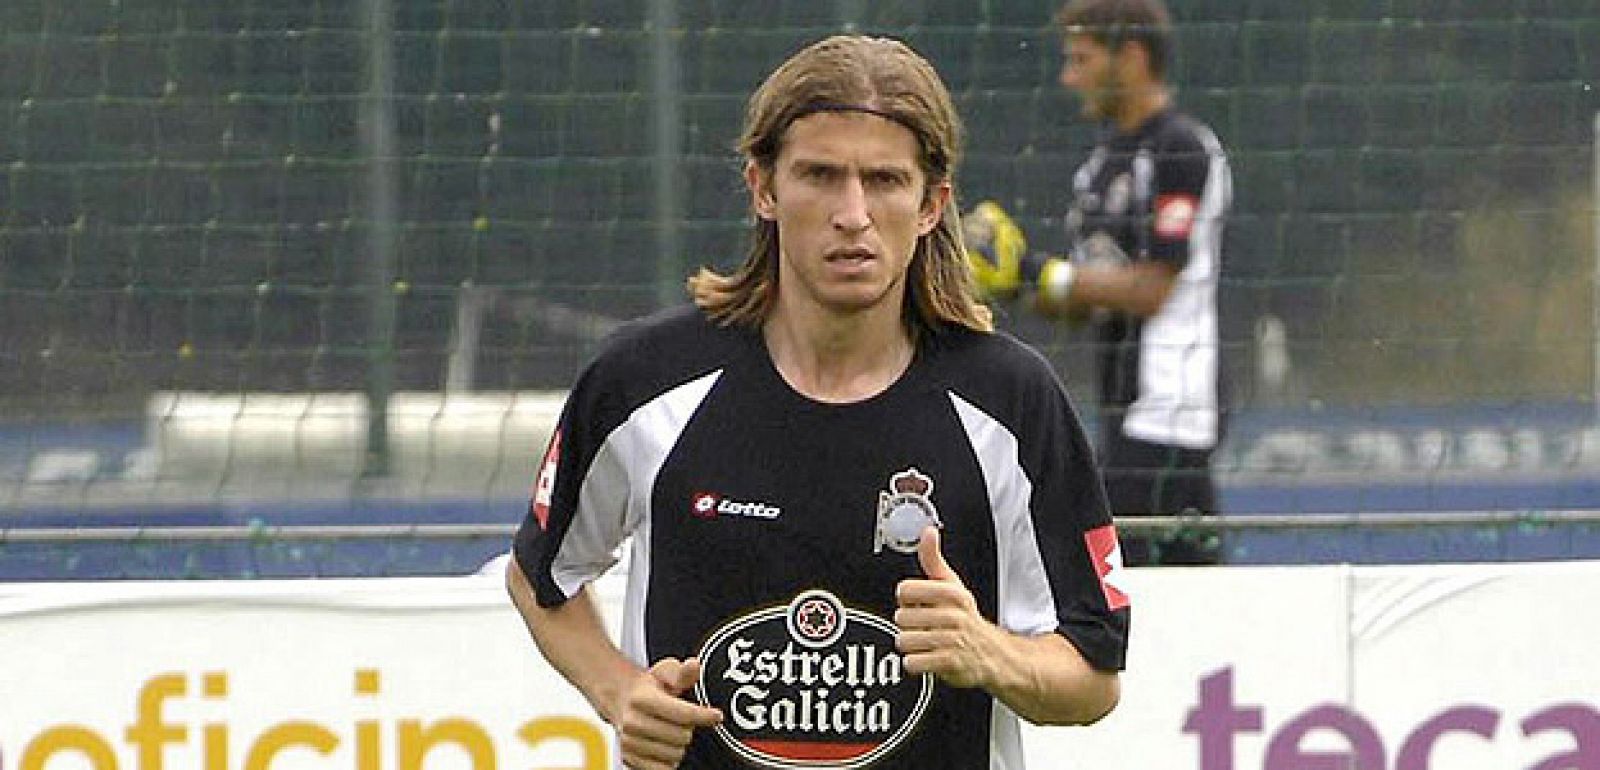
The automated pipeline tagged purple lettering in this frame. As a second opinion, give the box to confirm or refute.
[1186,668,1596,770]
[1264,704,1384,770]
[1183,667,1263,770]
[1522,703,1600,770]
[1396,706,1498,770]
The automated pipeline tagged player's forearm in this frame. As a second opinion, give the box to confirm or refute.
[504,562,639,723]
[980,628,1121,726]
[1035,261,1176,320]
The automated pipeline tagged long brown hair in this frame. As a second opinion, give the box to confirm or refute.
[687,34,992,335]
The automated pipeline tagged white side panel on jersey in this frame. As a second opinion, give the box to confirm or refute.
[550,370,723,665]
[948,392,1058,637]
[988,701,1027,770]
[547,439,631,599]
[950,392,1055,770]
[1124,134,1231,450]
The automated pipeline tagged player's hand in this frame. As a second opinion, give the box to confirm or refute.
[894,526,1002,689]
[1028,255,1093,325]
[612,657,723,770]
[962,200,1028,300]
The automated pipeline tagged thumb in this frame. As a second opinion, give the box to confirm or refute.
[646,658,724,727]
[649,657,702,695]
[674,657,705,693]
[917,526,959,583]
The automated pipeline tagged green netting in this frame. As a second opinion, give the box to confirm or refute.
[0,1,1596,533]
[2,1,1594,415]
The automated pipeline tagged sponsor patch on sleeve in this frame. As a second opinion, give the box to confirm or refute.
[1153,193,1199,240]
[531,429,561,529]
[1084,525,1131,611]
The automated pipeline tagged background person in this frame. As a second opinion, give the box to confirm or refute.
[966,0,1232,566]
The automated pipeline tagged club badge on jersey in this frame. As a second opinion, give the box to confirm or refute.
[874,468,941,555]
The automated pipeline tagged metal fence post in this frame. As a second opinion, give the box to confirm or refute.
[650,0,685,309]
[361,0,399,479]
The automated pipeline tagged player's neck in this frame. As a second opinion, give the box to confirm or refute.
[762,303,915,404]
[1114,85,1169,134]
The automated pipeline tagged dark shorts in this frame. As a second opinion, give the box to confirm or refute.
[1101,421,1223,567]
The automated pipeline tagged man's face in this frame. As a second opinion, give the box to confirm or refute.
[1059,33,1118,120]
[747,110,947,318]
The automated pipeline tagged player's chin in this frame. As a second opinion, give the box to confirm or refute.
[818,282,899,313]
[1080,94,1113,120]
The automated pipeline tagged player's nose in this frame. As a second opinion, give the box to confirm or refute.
[832,177,871,232]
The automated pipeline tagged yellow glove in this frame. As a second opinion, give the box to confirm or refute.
[962,200,1028,299]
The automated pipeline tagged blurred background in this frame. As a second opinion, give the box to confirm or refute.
[1,0,1597,577]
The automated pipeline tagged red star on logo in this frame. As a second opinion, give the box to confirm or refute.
[796,600,836,639]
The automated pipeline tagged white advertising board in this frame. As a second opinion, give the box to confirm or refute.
[2,562,1596,770]
[1057,563,1600,770]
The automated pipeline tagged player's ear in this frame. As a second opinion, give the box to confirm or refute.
[1118,38,1152,79]
[745,161,776,221]
[918,179,951,235]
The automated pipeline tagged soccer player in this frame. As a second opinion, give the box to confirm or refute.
[505,34,1129,770]
[966,0,1232,566]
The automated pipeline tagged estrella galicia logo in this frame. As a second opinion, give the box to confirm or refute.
[695,589,933,768]
[874,468,941,555]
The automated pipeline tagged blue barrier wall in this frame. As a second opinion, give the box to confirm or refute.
[3,402,1598,578]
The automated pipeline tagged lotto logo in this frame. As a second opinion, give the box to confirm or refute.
[691,492,781,520]
[692,493,720,518]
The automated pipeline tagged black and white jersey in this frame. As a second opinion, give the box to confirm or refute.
[1067,108,1230,450]
[514,305,1130,770]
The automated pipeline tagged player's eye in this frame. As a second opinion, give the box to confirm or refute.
[864,170,911,191]
[799,164,838,182]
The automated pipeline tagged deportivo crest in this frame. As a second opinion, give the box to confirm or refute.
[874,468,941,555]
[695,589,934,769]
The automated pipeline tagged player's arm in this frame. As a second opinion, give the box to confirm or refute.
[977,621,1121,726]
[1037,132,1216,319]
[895,528,1120,726]
[1031,257,1177,319]
[964,199,1176,321]
[506,560,723,768]
[970,133,1211,322]
[505,562,634,722]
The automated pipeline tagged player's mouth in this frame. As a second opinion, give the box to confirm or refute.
[825,246,877,265]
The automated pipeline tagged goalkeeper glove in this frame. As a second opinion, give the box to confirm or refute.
[963,200,1084,312]
[962,200,1029,299]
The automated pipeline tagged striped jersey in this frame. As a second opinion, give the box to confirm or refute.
[514,305,1130,770]
[1068,108,1231,450]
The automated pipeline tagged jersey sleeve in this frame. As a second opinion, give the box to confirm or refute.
[1147,126,1215,270]
[511,343,640,608]
[1008,344,1131,671]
